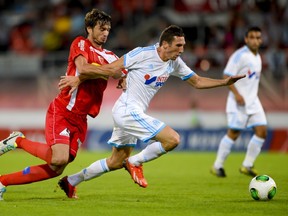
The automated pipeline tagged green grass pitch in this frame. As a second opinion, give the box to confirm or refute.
[0,150,287,216]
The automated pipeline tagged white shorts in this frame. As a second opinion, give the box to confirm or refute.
[227,107,267,130]
[108,110,166,148]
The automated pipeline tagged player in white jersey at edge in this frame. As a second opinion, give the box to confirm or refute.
[57,25,245,198]
[211,26,267,178]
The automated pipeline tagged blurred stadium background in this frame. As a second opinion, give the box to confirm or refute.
[0,0,287,152]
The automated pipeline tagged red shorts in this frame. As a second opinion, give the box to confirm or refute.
[45,100,87,160]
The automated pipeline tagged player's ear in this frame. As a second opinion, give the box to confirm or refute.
[244,36,248,44]
[87,27,92,35]
[162,41,169,49]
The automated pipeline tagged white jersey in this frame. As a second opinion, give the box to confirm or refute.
[112,44,195,114]
[224,45,262,114]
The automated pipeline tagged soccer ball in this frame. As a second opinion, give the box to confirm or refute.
[249,175,277,201]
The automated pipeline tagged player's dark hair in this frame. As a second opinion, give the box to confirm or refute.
[159,25,185,45]
[84,8,111,34]
[245,26,261,37]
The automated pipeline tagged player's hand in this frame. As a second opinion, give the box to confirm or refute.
[59,76,80,95]
[235,93,245,106]
[116,77,127,90]
[226,75,246,85]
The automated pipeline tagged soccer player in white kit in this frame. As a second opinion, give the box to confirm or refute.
[57,25,245,197]
[211,26,267,177]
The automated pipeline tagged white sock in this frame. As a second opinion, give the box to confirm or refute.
[214,135,234,169]
[242,135,265,167]
[68,159,109,186]
[129,141,166,166]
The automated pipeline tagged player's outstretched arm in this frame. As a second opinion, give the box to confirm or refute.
[59,55,126,94]
[75,55,124,81]
[186,74,245,89]
[224,75,246,85]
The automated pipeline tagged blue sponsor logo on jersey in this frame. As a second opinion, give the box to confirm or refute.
[248,70,259,79]
[248,71,256,78]
[144,74,168,87]
[144,75,157,85]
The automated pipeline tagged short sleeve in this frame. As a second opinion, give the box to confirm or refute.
[69,37,89,62]
[223,52,242,76]
[171,57,195,80]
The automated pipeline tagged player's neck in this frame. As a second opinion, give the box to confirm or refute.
[91,42,103,51]
[87,37,103,50]
[247,45,258,56]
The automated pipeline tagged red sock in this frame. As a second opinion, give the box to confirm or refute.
[0,164,59,186]
[16,137,52,164]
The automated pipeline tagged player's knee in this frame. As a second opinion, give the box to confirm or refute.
[164,133,180,151]
[50,157,69,167]
[172,133,181,148]
[254,126,267,139]
[256,131,267,139]
[227,129,240,140]
[48,163,66,175]
[53,168,64,175]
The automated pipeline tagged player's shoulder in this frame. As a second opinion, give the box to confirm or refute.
[235,46,251,56]
[72,36,86,43]
[70,36,87,48]
[130,45,155,54]
[230,46,250,62]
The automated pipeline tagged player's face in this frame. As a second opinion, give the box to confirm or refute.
[245,31,262,54]
[88,23,111,47]
[164,36,185,61]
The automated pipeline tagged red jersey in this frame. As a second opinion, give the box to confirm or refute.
[55,36,119,118]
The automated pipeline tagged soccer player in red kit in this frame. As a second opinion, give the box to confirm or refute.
[0,8,124,200]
